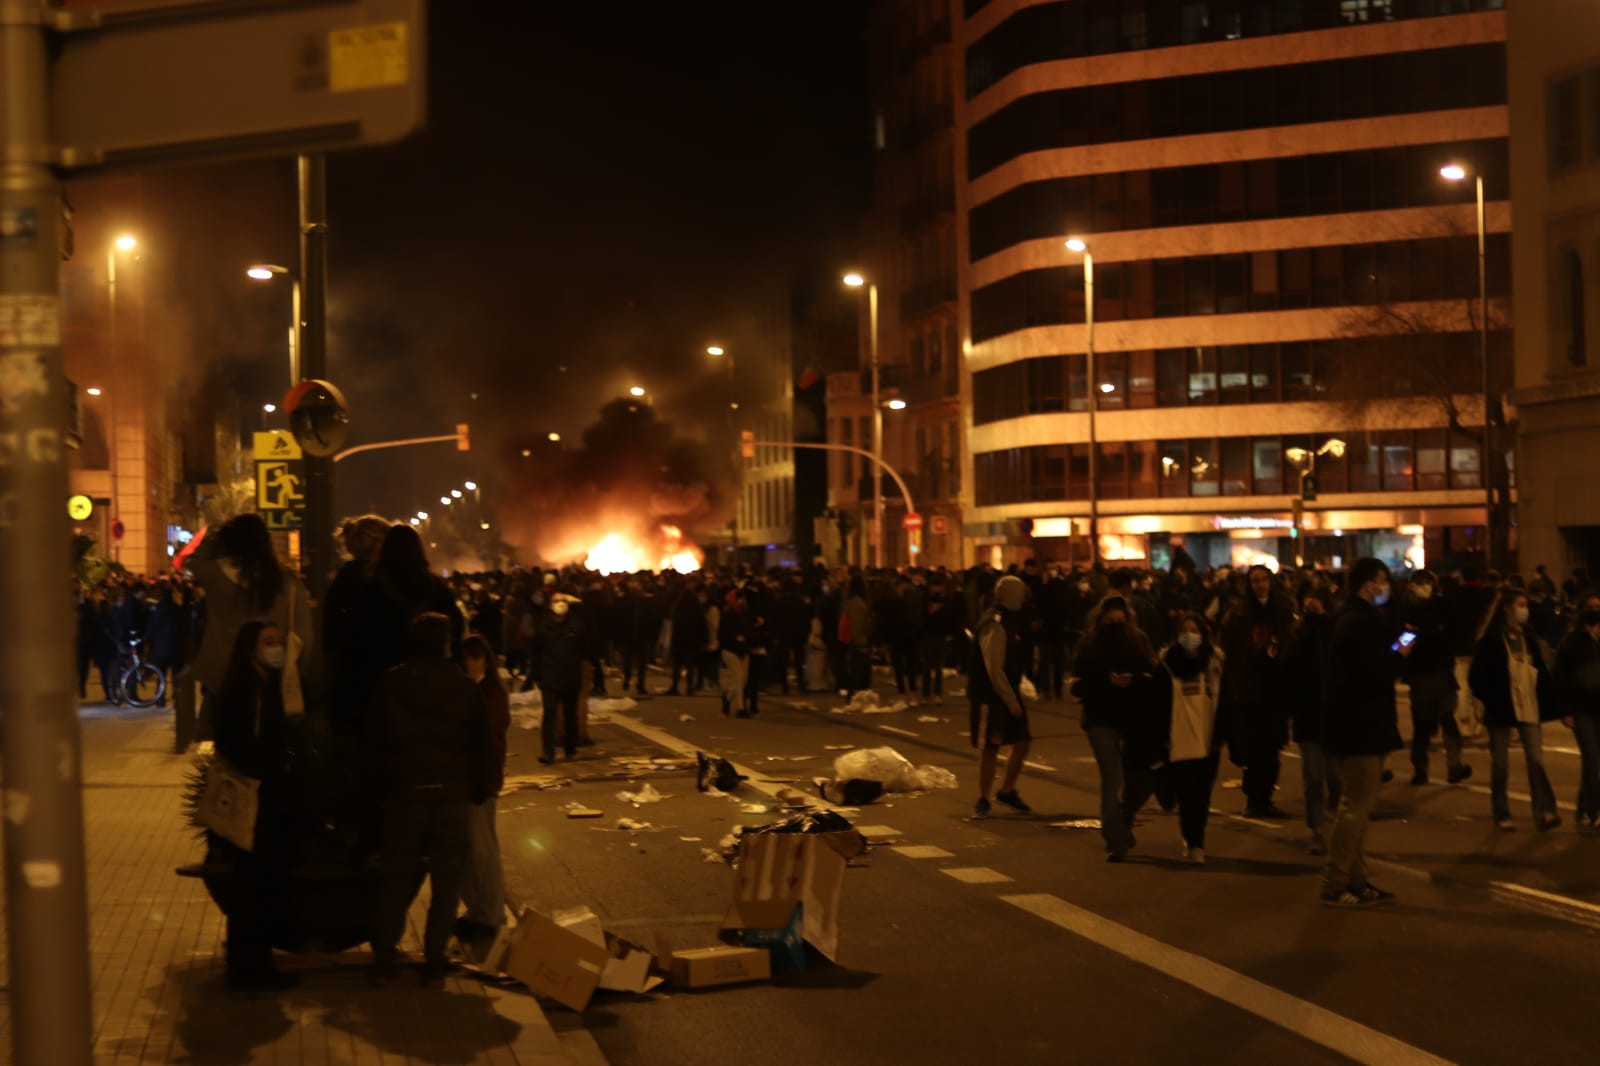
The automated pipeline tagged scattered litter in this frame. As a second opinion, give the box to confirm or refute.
[679,835,702,842]
[824,744,855,751]
[564,805,604,819]
[776,787,815,810]
[916,715,942,723]
[788,701,820,712]
[702,847,727,864]
[1023,760,1058,772]
[616,783,667,806]
[879,725,920,738]
[831,746,958,793]
[678,713,696,722]
[740,803,771,814]
[502,773,569,793]
[589,696,639,713]
[816,777,886,807]
[696,752,748,793]
[834,690,909,715]
[614,817,653,831]
[741,809,867,860]
[1049,819,1103,830]
[765,754,817,762]
[1220,778,1243,790]
[855,825,902,843]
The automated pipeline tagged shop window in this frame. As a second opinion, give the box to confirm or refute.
[1156,348,1186,406]
[1127,349,1156,408]
[1187,347,1217,404]
[1159,440,1190,497]
[1450,430,1482,489]
[1253,439,1284,494]
[1098,441,1129,499]
[1190,438,1219,496]
[1220,437,1251,496]
[1415,429,1447,491]
[1218,346,1250,404]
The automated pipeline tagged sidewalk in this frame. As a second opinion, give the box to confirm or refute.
[0,705,585,1066]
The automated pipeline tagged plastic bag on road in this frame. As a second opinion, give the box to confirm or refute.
[830,746,958,794]
[616,783,666,806]
[738,808,867,860]
[696,752,748,793]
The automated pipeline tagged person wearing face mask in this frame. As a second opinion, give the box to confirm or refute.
[1287,591,1341,855]
[1320,558,1408,907]
[213,621,300,990]
[1469,588,1562,831]
[535,594,584,763]
[1071,596,1158,860]
[1397,570,1471,786]
[1126,613,1223,863]
[1554,593,1600,831]
[456,635,510,946]
[1219,565,1297,818]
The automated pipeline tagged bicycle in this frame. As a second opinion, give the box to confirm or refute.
[113,632,166,709]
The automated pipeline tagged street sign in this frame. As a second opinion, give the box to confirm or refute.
[902,512,923,532]
[110,520,125,541]
[253,432,305,530]
[66,495,92,521]
[50,0,427,173]
[930,514,948,536]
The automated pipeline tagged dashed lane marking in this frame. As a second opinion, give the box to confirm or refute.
[1460,782,1577,814]
[879,725,920,738]
[1488,882,1600,930]
[1023,760,1058,772]
[941,866,1013,884]
[891,844,954,859]
[855,825,903,842]
[1001,893,1456,1066]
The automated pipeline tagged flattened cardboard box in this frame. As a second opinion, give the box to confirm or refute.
[501,909,610,1012]
[731,833,846,962]
[669,946,771,988]
[720,899,807,972]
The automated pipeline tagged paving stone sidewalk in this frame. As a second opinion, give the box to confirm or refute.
[0,706,576,1066]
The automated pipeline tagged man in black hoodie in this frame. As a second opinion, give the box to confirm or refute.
[368,613,493,987]
[1398,569,1471,786]
[1321,558,1408,908]
[1219,565,1297,818]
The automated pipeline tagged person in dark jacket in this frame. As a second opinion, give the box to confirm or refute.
[1398,569,1471,786]
[1219,565,1297,818]
[367,613,493,988]
[1071,596,1159,861]
[457,635,510,944]
[1554,591,1600,830]
[354,525,463,729]
[969,575,1034,819]
[1321,557,1407,908]
[718,588,755,717]
[145,583,183,707]
[1469,587,1562,831]
[773,575,813,695]
[1288,591,1341,855]
[322,515,391,735]
[666,586,708,695]
[213,620,299,990]
[535,595,584,762]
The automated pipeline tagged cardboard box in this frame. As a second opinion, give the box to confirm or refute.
[731,834,847,962]
[668,946,771,989]
[549,905,664,995]
[501,909,610,1013]
[721,899,807,973]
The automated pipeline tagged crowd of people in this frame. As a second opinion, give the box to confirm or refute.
[74,516,1600,982]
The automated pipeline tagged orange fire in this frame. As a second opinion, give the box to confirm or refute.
[584,524,702,575]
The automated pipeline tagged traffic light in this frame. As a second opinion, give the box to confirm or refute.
[456,422,471,452]
[1300,471,1317,502]
[740,430,755,459]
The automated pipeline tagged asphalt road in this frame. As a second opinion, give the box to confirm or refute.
[495,669,1600,1066]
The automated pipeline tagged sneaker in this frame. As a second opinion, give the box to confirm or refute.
[1538,813,1563,832]
[1356,884,1397,906]
[994,789,1032,814]
[1447,764,1473,784]
[1181,843,1205,865]
[1308,830,1328,857]
[1320,887,1365,908]
[1496,818,1516,832]
[972,798,991,819]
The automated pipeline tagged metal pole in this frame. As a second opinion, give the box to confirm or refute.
[869,282,883,570]
[1084,251,1099,568]
[728,349,738,566]
[0,6,97,1062]
[298,154,333,600]
[289,275,302,385]
[105,244,119,562]
[1475,174,1492,571]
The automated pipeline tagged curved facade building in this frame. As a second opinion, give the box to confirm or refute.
[956,0,1510,572]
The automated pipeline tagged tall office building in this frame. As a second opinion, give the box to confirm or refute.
[1508,0,1600,578]
[956,0,1509,573]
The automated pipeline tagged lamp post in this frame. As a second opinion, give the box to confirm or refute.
[1286,438,1345,567]
[708,344,740,565]
[843,272,884,568]
[106,234,137,563]
[245,263,301,384]
[1440,163,1493,569]
[1065,239,1098,568]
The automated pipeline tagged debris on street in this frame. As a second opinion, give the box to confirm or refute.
[564,804,604,819]
[616,783,668,805]
[696,752,748,793]
[830,746,958,793]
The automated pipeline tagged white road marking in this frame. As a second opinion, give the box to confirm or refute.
[941,866,1013,884]
[892,844,955,859]
[1488,882,1600,930]
[1212,808,1287,830]
[856,825,903,842]
[1002,893,1455,1066]
[879,725,920,738]
[1023,760,1058,772]
[1459,783,1577,814]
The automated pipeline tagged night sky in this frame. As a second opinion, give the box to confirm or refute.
[319,1,873,524]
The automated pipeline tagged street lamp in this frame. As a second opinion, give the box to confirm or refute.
[106,234,139,563]
[843,271,885,568]
[1440,162,1494,569]
[245,263,302,384]
[262,403,276,414]
[1065,237,1099,567]
[464,481,477,491]
[707,345,725,357]
[629,386,646,398]
[450,489,462,499]
[85,387,102,397]
[547,432,561,443]
[416,511,429,521]
[706,343,741,562]
[440,496,451,506]
[886,398,907,411]
[1286,439,1346,566]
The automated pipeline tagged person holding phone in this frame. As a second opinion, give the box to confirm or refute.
[1321,558,1409,908]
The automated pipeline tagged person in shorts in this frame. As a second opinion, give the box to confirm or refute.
[969,574,1033,818]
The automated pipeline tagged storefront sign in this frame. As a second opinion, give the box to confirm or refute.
[1211,515,1294,531]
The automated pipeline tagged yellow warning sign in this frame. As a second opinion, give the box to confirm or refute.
[329,22,408,92]
[253,430,302,461]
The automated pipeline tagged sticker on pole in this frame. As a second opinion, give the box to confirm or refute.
[329,23,409,92]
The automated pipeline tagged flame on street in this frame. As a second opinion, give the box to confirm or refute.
[584,524,702,575]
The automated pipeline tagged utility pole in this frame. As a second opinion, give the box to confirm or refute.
[0,8,96,1064]
[298,154,333,600]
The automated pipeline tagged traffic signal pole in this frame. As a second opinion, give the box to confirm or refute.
[298,154,334,601]
[0,8,97,1064]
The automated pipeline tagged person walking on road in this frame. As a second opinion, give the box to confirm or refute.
[534,595,584,763]
[1072,596,1159,861]
[1321,557,1407,908]
[718,588,754,717]
[367,613,493,989]
[969,574,1034,819]
[1469,587,1563,832]
[666,584,708,696]
[1219,565,1296,819]
[1130,613,1223,864]
[457,634,510,946]
[841,573,874,698]
[1554,591,1600,830]
[1398,570,1471,785]
[1287,591,1341,856]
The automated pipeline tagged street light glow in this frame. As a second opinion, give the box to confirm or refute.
[842,272,865,287]
[450,489,463,498]
[1065,237,1088,253]
[441,496,451,505]
[707,345,725,356]
[547,432,561,443]
[1099,383,1116,394]
[1440,164,1468,182]
[416,511,428,521]
[114,234,137,252]
[886,398,907,410]
[246,267,274,280]
[480,522,491,531]
[464,481,477,491]
[262,403,276,413]
[85,387,102,397]
[629,386,645,397]
[410,518,420,526]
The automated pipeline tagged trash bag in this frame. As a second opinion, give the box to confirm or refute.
[743,808,866,859]
[830,746,957,793]
[901,766,958,791]
[819,778,886,807]
[697,752,747,793]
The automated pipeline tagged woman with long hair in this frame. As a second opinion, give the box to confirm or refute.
[1553,590,1600,831]
[187,513,311,750]
[1468,587,1562,831]
[213,620,299,990]
[456,634,510,942]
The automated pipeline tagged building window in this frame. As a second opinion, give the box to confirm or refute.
[1551,75,1583,172]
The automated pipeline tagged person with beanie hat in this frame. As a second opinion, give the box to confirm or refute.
[969,574,1035,819]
